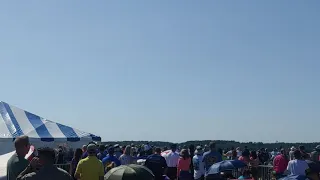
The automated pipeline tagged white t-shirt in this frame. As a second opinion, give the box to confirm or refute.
[287,159,309,176]
[193,155,205,179]
[237,150,242,157]
[225,150,232,159]
[162,150,179,167]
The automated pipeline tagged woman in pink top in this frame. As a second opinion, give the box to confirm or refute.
[177,149,192,180]
[238,150,250,164]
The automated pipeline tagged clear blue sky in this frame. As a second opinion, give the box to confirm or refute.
[0,1,319,143]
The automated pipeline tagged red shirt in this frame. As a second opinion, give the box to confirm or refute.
[177,157,191,176]
[273,155,288,174]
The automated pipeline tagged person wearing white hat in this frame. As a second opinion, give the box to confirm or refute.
[289,146,296,161]
[192,146,205,180]
[236,147,242,158]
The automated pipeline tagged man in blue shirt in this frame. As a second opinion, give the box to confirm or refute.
[102,147,121,173]
[97,145,107,160]
[145,147,167,180]
[202,142,222,179]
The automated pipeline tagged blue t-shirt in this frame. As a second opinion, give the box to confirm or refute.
[102,155,121,167]
[145,154,167,177]
[97,151,108,160]
[202,150,222,175]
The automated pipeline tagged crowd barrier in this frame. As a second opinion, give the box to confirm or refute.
[258,165,274,180]
[232,165,274,180]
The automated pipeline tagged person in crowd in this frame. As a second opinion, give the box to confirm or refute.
[163,146,168,151]
[97,145,107,161]
[17,147,73,180]
[113,144,122,159]
[6,135,30,180]
[310,145,320,162]
[67,148,74,162]
[238,150,250,164]
[144,143,152,152]
[249,151,260,180]
[225,147,235,160]
[102,147,121,172]
[204,145,209,152]
[162,144,179,180]
[193,146,205,180]
[145,147,168,180]
[287,150,309,176]
[218,148,227,160]
[289,146,296,161]
[56,146,65,164]
[299,145,310,160]
[131,144,138,157]
[236,147,242,158]
[177,149,192,180]
[273,149,288,179]
[138,150,150,160]
[121,146,126,153]
[74,144,104,180]
[202,142,222,180]
[231,149,238,160]
[69,148,83,180]
[189,144,195,178]
[146,148,154,156]
[305,162,320,180]
[119,145,134,165]
[238,170,251,180]
[270,148,278,160]
[258,148,269,165]
[81,145,88,159]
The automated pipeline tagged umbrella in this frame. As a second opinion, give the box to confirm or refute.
[104,164,155,180]
[208,160,247,175]
[279,175,307,180]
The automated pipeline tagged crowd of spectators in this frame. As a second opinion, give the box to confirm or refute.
[6,135,320,180]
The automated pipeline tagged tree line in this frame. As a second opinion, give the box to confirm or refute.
[102,140,320,152]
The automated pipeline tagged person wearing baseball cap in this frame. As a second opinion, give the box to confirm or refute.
[310,145,320,162]
[75,144,104,180]
[102,147,121,173]
[193,146,205,180]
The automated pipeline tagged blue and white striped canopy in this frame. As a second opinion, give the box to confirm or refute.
[0,101,101,142]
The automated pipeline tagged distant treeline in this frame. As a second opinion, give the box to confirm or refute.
[102,140,320,152]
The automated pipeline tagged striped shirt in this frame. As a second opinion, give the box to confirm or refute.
[162,150,179,167]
